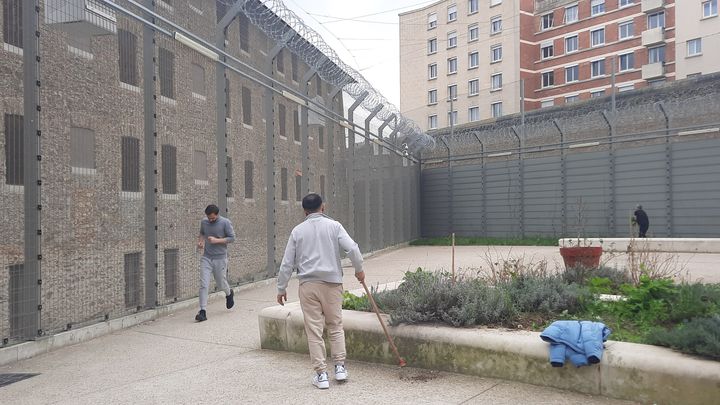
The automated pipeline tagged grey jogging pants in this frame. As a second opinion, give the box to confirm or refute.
[199,256,231,310]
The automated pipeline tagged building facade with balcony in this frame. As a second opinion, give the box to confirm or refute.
[675,0,719,79]
[399,0,522,131]
[521,0,677,110]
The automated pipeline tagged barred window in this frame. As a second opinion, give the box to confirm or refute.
[238,13,250,52]
[118,29,138,86]
[124,252,142,308]
[161,145,177,194]
[4,114,23,185]
[2,0,22,48]
[278,104,287,138]
[226,156,233,197]
[244,160,253,199]
[121,136,140,192]
[295,173,302,201]
[159,47,175,98]
[281,168,288,201]
[163,249,178,299]
[293,110,300,142]
[242,86,252,125]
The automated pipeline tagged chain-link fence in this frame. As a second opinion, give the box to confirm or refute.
[0,0,422,347]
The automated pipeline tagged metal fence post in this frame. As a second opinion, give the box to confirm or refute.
[143,0,158,308]
[21,0,42,340]
[601,111,616,236]
[656,102,673,236]
[553,119,567,236]
[347,92,368,240]
[301,69,317,195]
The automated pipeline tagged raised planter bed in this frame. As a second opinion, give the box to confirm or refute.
[259,302,720,405]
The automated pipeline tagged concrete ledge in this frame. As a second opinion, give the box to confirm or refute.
[559,238,720,253]
[0,278,275,367]
[259,303,720,405]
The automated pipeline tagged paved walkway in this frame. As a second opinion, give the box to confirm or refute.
[5,244,706,404]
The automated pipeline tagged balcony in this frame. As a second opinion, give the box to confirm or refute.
[642,0,664,13]
[642,63,665,80]
[642,27,664,46]
[45,0,117,36]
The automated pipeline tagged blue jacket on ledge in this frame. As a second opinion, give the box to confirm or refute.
[540,320,611,367]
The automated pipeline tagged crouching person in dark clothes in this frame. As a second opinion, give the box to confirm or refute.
[633,204,650,238]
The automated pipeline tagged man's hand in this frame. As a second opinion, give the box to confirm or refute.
[208,236,223,244]
[196,240,204,250]
[277,292,287,306]
[355,271,365,283]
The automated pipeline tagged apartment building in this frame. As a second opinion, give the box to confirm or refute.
[399,0,522,131]
[675,0,719,79]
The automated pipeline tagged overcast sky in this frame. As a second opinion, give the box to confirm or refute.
[281,0,436,107]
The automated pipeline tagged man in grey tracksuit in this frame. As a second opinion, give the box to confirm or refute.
[195,204,235,322]
[276,193,364,389]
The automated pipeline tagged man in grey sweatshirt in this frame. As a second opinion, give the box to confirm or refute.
[276,193,364,389]
[195,204,236,322]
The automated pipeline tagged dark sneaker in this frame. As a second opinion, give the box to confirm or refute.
[195,309,207,322]
[226,289,235,309]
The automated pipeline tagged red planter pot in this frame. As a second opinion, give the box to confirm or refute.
[559,247,603,269]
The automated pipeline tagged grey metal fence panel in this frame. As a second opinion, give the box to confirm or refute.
[369,179,381,251]
[523,156,562,236]
[420,167,450,237]
[565,151,612,237]
[483,159,521,237]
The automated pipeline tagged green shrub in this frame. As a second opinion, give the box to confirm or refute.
[647,315,720,360]
[667,283,720,323]
[562,265,630,290]
[342,291,369,311]
[614,275,677,326]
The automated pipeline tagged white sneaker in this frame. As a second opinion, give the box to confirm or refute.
[312,371,329,389]
[334,364,348,381]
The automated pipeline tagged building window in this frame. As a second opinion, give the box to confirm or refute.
[428,13,438,29]
[618,84,634,92]
[124,253,142,308]
[318,127,324,150]
[289,55,299,83]
[244,160,253,199]
[591,0,605,16]
[118,29,138,86]
[648,45,666,64]
[541,13,554,30]
[590,89,605,98]
[447,110,458,126]
[591,28,605,47]
[541,42,554,59]
[428,115,438,129]
[469,106,480,122]
[468,24,479,41]
[618,52,635,71]
[565,35,578,53]
[448,84,458,100]
[191,63,205,95]
[280,168,288,201]
[71,128,96,171]
[687,38,702,56]
[490,16,502,34]
[122,137,140,192]
[428,89,438,105]
[491,73,502,90]
[448,4,457,22]
[491,102,502,118]
[565,95,579,104]
[238,13,250,52]
[491,0,502,6]
[619,0,634,7]
[448,57,458,74]
[4,114,23,185]
[541,100,554,108]
[9,264,23,336]
[564,5,578,24]
[293,110,300,142]
[161,145,177,194]
[3,0,23,48]
[193,150,207,182]
[315,77,322,96]
[295,173,302,201]
[591,59,605,77]
[319,175,325,198]
[469,0,479,14]
[468,79,479,96]
[468,51,479,68]
[428,63,438,79]
[163,249,178,299]
[542,71,554,88]
[276,49,285,73]
[703,0,718,18]
[565,66,579,83]
[242,86,252,125]
[618,21,634,40]
[447,31,458,48]
[647,11,665,29]
[491,44,502,62]
[428,38,437,54]
[278,104,287,138]
[159,48,175,99]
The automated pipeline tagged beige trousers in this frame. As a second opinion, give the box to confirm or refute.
[298,281,346,373]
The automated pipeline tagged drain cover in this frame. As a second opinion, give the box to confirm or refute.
[0,373,39,388]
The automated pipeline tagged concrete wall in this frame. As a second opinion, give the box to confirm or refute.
[675,0,720,79]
